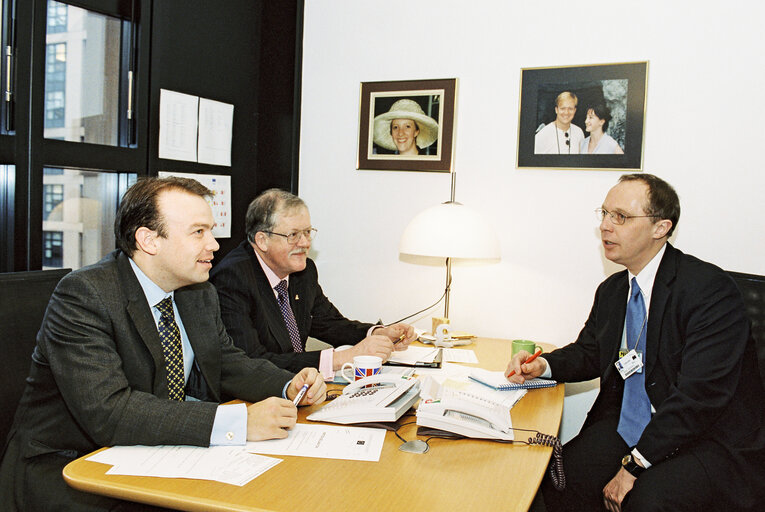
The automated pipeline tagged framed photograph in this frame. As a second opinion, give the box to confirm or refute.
[357,78,457,172]
[517,62,648,170]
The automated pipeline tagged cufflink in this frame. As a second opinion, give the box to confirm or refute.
[226,431,234,441]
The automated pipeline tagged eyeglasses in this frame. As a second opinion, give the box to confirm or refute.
[263,228,317,245]
[595,208,659,225]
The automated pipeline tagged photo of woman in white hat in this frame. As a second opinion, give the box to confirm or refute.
[372,98,439,156]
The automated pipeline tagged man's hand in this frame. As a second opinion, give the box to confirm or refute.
[504,350,547,383]
[246,397,297,441]
[287,367,327,406]
[603,467,637,511]
[374,322,416,350]
[331,335,395,370]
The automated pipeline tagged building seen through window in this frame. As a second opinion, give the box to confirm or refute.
[42,168,136,270]
[43,0,122,145]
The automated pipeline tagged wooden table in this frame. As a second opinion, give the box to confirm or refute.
[63,338,563,511]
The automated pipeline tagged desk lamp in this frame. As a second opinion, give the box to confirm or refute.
[398,173,500,325]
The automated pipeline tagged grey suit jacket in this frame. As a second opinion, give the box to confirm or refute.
[0,250,294,510]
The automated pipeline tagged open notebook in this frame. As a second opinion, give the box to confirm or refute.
[469,368,557,391]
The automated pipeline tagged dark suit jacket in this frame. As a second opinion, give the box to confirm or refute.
[0,251,294,511]
[209,241,373,373]
[545,243,765,505]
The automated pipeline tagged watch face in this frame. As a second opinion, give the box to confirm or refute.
[622,454,632,465]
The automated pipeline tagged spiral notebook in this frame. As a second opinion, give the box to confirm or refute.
[469,368,557,390]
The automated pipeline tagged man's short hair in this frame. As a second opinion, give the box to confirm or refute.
[619,173,681,237]
[245,189,306,243]
[556,91,578,107]
[115,176,213,257]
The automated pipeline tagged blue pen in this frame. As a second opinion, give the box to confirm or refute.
[293,383,309,405]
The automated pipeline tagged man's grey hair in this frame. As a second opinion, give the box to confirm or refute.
[245,188,306,242]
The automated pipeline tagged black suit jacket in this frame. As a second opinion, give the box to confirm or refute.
[545,244,765,503]
[0,251,294,511]
[209,241,374,373]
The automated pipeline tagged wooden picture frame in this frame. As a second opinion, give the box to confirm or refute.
[357,78,457,172]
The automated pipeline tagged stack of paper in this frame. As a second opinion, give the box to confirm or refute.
[87,445,281,486]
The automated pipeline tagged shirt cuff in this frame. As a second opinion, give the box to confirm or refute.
[319,348,335,381]
[539,357,552,378]
[632,447,651,468]
[210,403,247,446]
[367,324,381,337]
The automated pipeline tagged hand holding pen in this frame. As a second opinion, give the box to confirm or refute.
[505,348,545,381]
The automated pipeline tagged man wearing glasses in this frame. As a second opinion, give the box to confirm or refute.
[506,174,765,511]
[210,189,416,379]
[534,91,585,154]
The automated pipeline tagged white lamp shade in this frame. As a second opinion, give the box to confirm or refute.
[399,202,501,260]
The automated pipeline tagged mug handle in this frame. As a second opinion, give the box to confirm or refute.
[340,362,354,383]
[534,345,544,354]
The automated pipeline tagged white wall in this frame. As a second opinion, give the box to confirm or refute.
[298,0,765,440]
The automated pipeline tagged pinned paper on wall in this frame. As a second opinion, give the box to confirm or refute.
[158,171,231,239]
[158,89,233,167]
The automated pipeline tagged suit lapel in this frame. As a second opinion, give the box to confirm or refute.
[175,286,221,402]
[250,249,296,352]
[116,253,165,396]
[645,244,677,377]
[603,274,629,382]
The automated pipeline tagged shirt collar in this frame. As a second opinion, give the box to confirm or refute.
[254,247,287,290]
[627,242,667,309]
[128,257,174,307]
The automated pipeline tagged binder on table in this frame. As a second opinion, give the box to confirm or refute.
[469,368,557,391]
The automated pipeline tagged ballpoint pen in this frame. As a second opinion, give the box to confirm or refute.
[393,333,406,345]
[293,383,309,405]
[506,348,543,378]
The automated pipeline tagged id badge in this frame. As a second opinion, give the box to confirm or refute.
[615,349,643,379]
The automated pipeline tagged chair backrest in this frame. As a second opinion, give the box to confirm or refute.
[728,271,765,389]
[0,269,70,444]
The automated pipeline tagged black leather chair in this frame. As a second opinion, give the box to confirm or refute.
[0,269,70,446]
[728,271,765,389]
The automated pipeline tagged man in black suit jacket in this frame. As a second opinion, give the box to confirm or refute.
[0,177,326,511]
[209,189,417,377]
[506,174,765,511]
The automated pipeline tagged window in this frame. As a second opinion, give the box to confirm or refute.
[43,1,122,145]
[42,168,137,270]
[43,231,63,268]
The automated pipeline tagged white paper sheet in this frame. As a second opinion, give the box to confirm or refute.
[442,348,478,364]
[246,423,386,462]
[87,445,280,486]
[197,98,234,166]
[158,89,199,162]
[387,346,440,365]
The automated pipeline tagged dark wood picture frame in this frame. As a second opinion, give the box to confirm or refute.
[357,78,457,172]
[517,62,648,170]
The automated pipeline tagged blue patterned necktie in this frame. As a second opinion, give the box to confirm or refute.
[617,278,652,446]
[156,297,185,401]
[275,280,302,353]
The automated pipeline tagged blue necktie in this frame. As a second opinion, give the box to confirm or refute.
[275,280,302,353]
[617,278,652,446]
[156,297,185,401]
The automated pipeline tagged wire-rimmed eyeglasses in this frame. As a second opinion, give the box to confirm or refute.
[263,228,317,245]
[595,208,659,226]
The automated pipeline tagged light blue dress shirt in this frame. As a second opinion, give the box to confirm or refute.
[128,258,246,445]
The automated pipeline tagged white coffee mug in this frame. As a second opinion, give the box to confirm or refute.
[341,355,382,383]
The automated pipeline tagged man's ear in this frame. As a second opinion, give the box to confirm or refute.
[252,231,269,252]
[134,227,159,256]
[653,219,672,239]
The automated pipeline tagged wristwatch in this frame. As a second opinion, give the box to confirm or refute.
[621,454,646,477]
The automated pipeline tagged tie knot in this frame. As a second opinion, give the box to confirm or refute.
[630,278,642,300]
[275,280,288,297]
[156,297,174,318]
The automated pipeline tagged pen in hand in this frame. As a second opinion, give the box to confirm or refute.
[293,383,309,406]
[393,333,406,345]
[506,348,543,378]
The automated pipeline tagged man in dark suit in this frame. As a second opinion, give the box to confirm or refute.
[209,189,417,377]
[0,177,326,511]
[506,174,765,511]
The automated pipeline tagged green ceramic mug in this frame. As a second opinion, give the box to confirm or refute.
[511,339,543,357]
